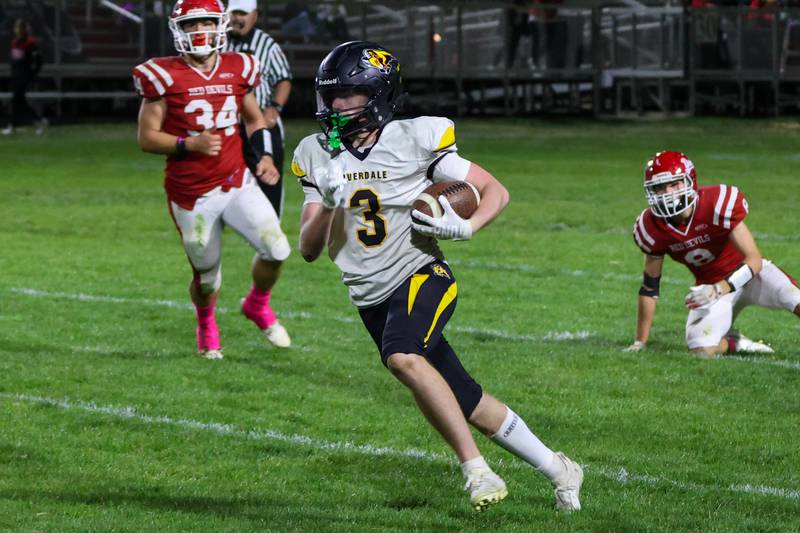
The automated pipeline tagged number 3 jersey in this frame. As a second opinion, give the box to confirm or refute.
[633,185,749,284]
[132,52,260,209]
[292,117,463,308]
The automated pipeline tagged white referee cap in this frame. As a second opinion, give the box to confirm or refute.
[228,0,257,13]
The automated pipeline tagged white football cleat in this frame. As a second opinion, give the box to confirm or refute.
[199,349,223,360]
[464,468,508,512]
[264,321,291,348]
[552,452,583,512]
[727,330,774,354]
[736,335,774,354]
[1,125,13,135]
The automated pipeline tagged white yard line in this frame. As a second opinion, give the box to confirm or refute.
[600,466,800,501]
[7,288,593,344]
[9,288,800,369]
[447,259,687,285]
[2,392,798,502]
[727,355,800,371]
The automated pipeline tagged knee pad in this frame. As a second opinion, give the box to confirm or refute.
[183,233,210,259]
[257,227,291,262]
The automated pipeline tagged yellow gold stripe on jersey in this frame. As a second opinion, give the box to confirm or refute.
[423,282,458,346]
[407,274,430,315]
[291,160,306,177]
[435,127,456,152]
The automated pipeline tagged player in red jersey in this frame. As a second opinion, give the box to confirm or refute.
[626,151,800,357]
[135,0,291,359]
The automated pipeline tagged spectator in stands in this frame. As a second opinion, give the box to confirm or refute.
[2,18,46,135]
[317,3,350,43]
[688,0,731,69]
[281,3,318,42]
[227,0,293,218]
[528,4,543,69]
[537,0,567,69]
[748,0,778,22]
[499,0,529,69]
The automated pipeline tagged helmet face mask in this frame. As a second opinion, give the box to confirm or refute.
[316,88,378,149]
[644,151,699,219]
[314,41,403,150]
[169,0,228,57]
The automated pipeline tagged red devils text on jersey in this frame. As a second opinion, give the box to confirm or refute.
[133,52,261,209]
[632,185,750,285]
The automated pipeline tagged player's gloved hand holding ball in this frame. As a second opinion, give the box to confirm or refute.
[411,196,474,241]
[318,158,347,209]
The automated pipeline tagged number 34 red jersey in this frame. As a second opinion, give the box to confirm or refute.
[133,52,260,209]
[632,185,749,285]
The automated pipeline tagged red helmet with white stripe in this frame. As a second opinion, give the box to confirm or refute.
[644,150,699,218]
[169,0,228,56]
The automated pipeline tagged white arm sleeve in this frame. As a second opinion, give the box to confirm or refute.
[430,152,471,182]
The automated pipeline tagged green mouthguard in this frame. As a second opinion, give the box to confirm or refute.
[328,113,351,150]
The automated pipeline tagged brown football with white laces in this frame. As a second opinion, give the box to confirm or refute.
[413,181,481,219]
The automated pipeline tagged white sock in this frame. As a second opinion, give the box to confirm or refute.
[490,406,561,481]
[460,456,490,478]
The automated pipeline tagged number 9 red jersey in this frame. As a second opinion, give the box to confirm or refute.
[632,185,750,285]
[132,52,261,209]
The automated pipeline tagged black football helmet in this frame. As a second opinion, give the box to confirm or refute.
[315,41,403,149]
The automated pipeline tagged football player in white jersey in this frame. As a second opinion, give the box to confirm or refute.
[293,41,583,513]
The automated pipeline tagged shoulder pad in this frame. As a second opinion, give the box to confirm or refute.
[632,209,658,254]
[711,184,748,229]
[133,58,176,97]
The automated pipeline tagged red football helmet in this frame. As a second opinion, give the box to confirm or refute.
[169,0,228,56]
[643,150,699,218]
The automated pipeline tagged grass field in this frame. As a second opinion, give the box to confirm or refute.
[2,117,799,531]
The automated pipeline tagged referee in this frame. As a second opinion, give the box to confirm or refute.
[226,0,292,218]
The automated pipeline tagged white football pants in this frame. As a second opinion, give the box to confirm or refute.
[686,259,800,349]
[169,170,291,293]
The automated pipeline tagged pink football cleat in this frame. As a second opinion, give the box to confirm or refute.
[196,323,222,359]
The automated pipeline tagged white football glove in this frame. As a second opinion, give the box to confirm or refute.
[685,283,722,310]
[317,158,347,209]
[623,340,646,352]
[411,196,473,241]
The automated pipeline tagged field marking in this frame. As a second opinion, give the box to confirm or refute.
[2,392,798,503]
[600,466,800,502]
[447,259,688,286]
[10,288,800,369]
[727,355,800,371]
[6,288,594,345]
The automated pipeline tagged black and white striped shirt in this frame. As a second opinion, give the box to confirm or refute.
[226,28,292,109]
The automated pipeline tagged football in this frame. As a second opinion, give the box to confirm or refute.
[413,181,481,219]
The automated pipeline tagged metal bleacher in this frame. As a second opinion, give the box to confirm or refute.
[4,1,800,117]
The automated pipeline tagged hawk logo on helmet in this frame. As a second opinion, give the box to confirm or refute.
[362,49,396,74]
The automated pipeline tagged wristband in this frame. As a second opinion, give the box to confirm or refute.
[726,263,754,291]
[269,100,284,113]
[250,128,273,160]
[176,136,187,156]
[639,272,661,298]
